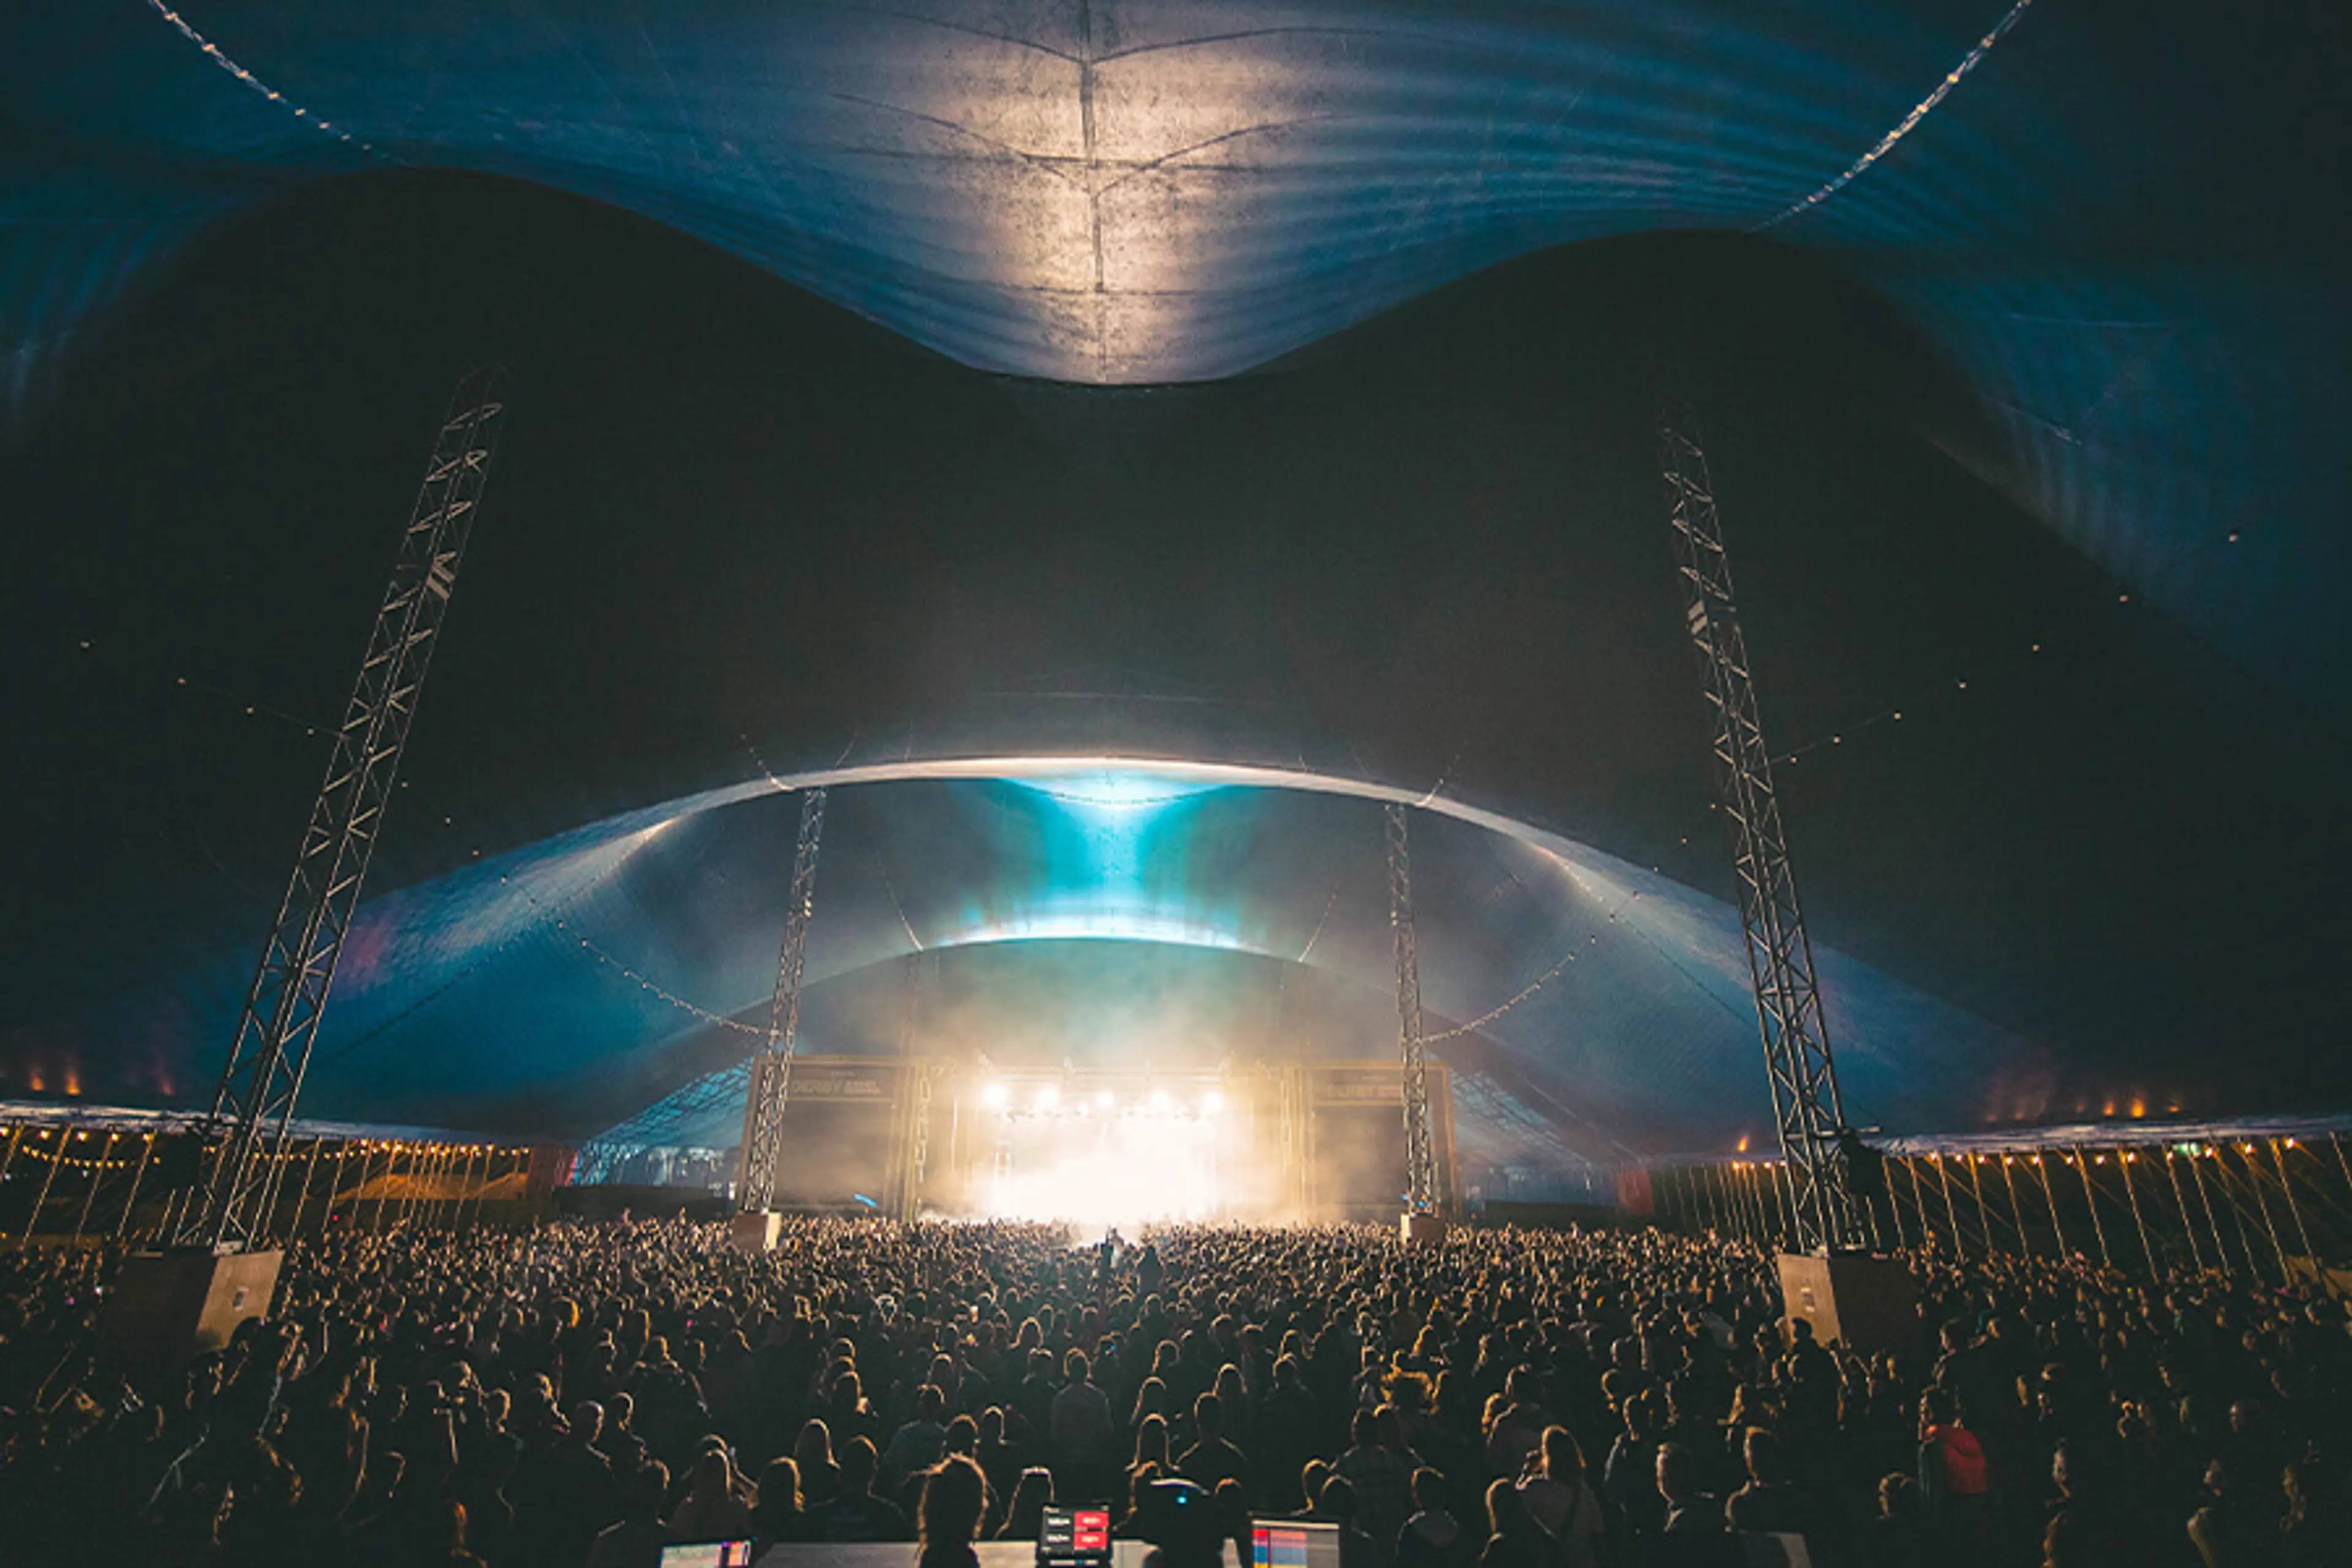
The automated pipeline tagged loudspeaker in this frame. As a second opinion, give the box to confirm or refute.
[1838,1133,1888,1203]
[1776,1251,1918,1356]
[729,1210,784,1254]
[100,1250,282,1373]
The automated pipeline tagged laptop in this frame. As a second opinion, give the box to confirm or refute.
[1251,1520,1342,1568]
[1040,1505,1114,1567]
[659,1544,756,1568]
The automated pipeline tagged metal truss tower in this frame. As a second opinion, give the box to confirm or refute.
[178,366,509,1250]
[1661,412,1860,1253]
[737,786,828,1212]
[1384,802,1439,1215]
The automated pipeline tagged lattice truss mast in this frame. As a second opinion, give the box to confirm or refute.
[179,368,509,1249]
[1385,802,1440,1215]
[736,786,828,1212]
[1661,412,1863,1253]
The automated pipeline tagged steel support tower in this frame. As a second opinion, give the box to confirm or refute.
[177,366,508,1250]
[737,786,828,1212]
[1384,802,1439,1215]
[1660,412,1860,1253]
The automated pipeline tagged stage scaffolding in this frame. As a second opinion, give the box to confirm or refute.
[176,366,509,1250]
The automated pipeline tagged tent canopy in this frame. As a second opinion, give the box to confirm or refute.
[5,2,2347,1171]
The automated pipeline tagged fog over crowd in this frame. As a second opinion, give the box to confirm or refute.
[0,1216,2344,1567]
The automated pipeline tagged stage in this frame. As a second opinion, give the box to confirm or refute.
[750,1057,1458,1224]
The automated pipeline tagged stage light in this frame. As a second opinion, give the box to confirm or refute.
[978,1088,1237,1227]
[1095,1090,1115,1109]
[1035,1084,1060,1110]
[1150,1088,1173,1113]
[982,1082,1009,1110]
[1200,1090,1224,1114]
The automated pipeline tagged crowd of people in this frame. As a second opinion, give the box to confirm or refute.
[0,1215,2345,1567]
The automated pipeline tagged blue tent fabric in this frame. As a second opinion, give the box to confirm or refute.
[29,762,2058,1167]
[7,1,2347,710]
[6,2,2346,1172]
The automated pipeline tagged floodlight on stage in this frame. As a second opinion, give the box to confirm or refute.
[1096,1090,1115,1109]
[1200,1090,1225,1114]
[982,1082,1010,1109]
[1035,1084,1060,1110]
[1150,1088,1174,1113]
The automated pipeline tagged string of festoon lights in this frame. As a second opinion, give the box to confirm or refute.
[1765,522,2250,771]
[501,875,769,1037]
[1673,1124,2352,1276]
[1423,949,1581,1042]
[2,1129,530,1164]
[10,1129,149,1170]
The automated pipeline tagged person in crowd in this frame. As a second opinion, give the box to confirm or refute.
[1113,1460,1163,1539]
[791,1419,843,1510]
[1917,1387,1994,1556]
[997,1465,1055,1540]
[976,1405,1022,1509]
[1724,1428,1816,1543]
[2187,1456,2275,1568]
[885,1384,952,1489]
[428,1498,493,1568]
[1258,1354,1323,1501]
[1177,1392,1249,1492]
[1863,1472,1928,1564]
[2277,1455,2341,1567]
[1477,1477,1556,1568]
[819,1435,913,1542]
[4,1212,2347,1568]
[669,1444,755,1542]
[1483,1370,1552,1477]
[1654,1443,1722,1536]
[1514,1427,1601,1568]
[1132,1374,1172,1434]
[1316,1474,1385,1568]
[750,1455,812,1551]
[1336,1406,1416,1559]
[1291,1458,1335,1520]
[1133,1413,1174,1480]
[582,1459,669,1568]
[1215,1476,1255,1568]
[919,1454,990,1568]
[1051,1349,1116,1501]
[1396,1464,1471,1568]
[522,1401,622,1568]
[1602,1393,1666,1535]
